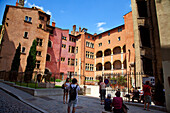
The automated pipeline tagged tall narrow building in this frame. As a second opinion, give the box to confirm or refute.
[131,0,170,111]
[0,4,50,78]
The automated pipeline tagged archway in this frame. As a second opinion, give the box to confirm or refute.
[113,46,121,54]
[104,61,111,70]
[96,63,102,71]
[113,60,121,69]
[104,49,111,56]
[96,51,103,58]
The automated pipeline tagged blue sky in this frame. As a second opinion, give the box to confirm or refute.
[0,0,132,34]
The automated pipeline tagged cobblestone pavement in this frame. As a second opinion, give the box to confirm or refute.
[0,89,40,113]
[0,82,167,113]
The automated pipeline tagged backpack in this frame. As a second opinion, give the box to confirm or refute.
[69,85,78,101]
[61,84,64,89]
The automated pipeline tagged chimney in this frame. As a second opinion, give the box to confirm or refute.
[94,33,97,36]
[52,21,55,27]
[72,25,76,35]
[79,27,81,32]
[16,0,19,6]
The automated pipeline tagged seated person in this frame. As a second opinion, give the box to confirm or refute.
[132,87,140,102]
[104,94,112,112]
[112,91,123,113]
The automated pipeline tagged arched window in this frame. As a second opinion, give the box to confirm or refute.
[104,49,111,56]
[96,51,103,58]
[96,63,102,71]
[113,46,121,54]
[48,40,52,47]
[123,45,126,53]
[104,62,111,70]
[46,54,51,61]
[113,60,121,70]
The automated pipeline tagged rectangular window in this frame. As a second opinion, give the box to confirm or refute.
[36,38,43,46]
[86,51,90,58]
[39,24,42,28]
[76,47,78,53]
[108,32,110,36]
[69,37,71,41]
[75,72,77,76]
[108,40,110,44]
[61,57,65,61]
[62,36,67,41]
[99,35,102,39]
[36,51,41,56]
[99,43,102,47]
[22,47,25,53]
[68,58,74,66]
[25,16,28,21]
[86,41,90,47]
[85,63,89,70]
[118,37,121,41]
[69,46,75,53]
[88,36,90,39]
[35,60,40,69]
[91,43,94,48]
[39,16,44,20]
[62,44,66,48]
[90,64,94,71]
[76,59,77,66]
[24,32,28,38]
[118,27,122,32]
[90,52,94,59]
[92,37,95,40]
[28,17,32,22]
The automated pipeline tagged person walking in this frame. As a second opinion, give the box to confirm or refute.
[66,78,80,113]
[99,80,106,105]
[143,81,152,111]
[112,91,123,113]
[63,78,70,104]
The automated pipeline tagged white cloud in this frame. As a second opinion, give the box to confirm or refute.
[97,22,106,27]
[46,10,52,16]
[98,27,105,32]
[24,0,27,4]
[28,3,44,10]
[129,4,131,8]
[28,3,52,16]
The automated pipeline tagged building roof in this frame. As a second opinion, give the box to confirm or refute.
[2,5,50,24]
[94,24,124,37]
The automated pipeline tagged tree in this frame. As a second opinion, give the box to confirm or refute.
[10,43,21,81]
[24,40,37,82]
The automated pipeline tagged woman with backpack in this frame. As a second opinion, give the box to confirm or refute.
[63,78,70,104]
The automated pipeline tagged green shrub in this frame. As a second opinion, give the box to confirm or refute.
[55,79,61,82]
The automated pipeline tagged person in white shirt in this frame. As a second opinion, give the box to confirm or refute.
[63,78,70,104]
[66,78,80,113]
[99,80,106,105]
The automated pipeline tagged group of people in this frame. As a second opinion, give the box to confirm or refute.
[100,80,152,112]
[62,78,80,113]
[62,77,152,113]
[99,80,126,113]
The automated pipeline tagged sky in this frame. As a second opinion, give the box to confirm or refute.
[0,0,132,34]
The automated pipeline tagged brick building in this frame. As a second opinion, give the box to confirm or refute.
[0,2,50,78]
[0,1,135,86]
